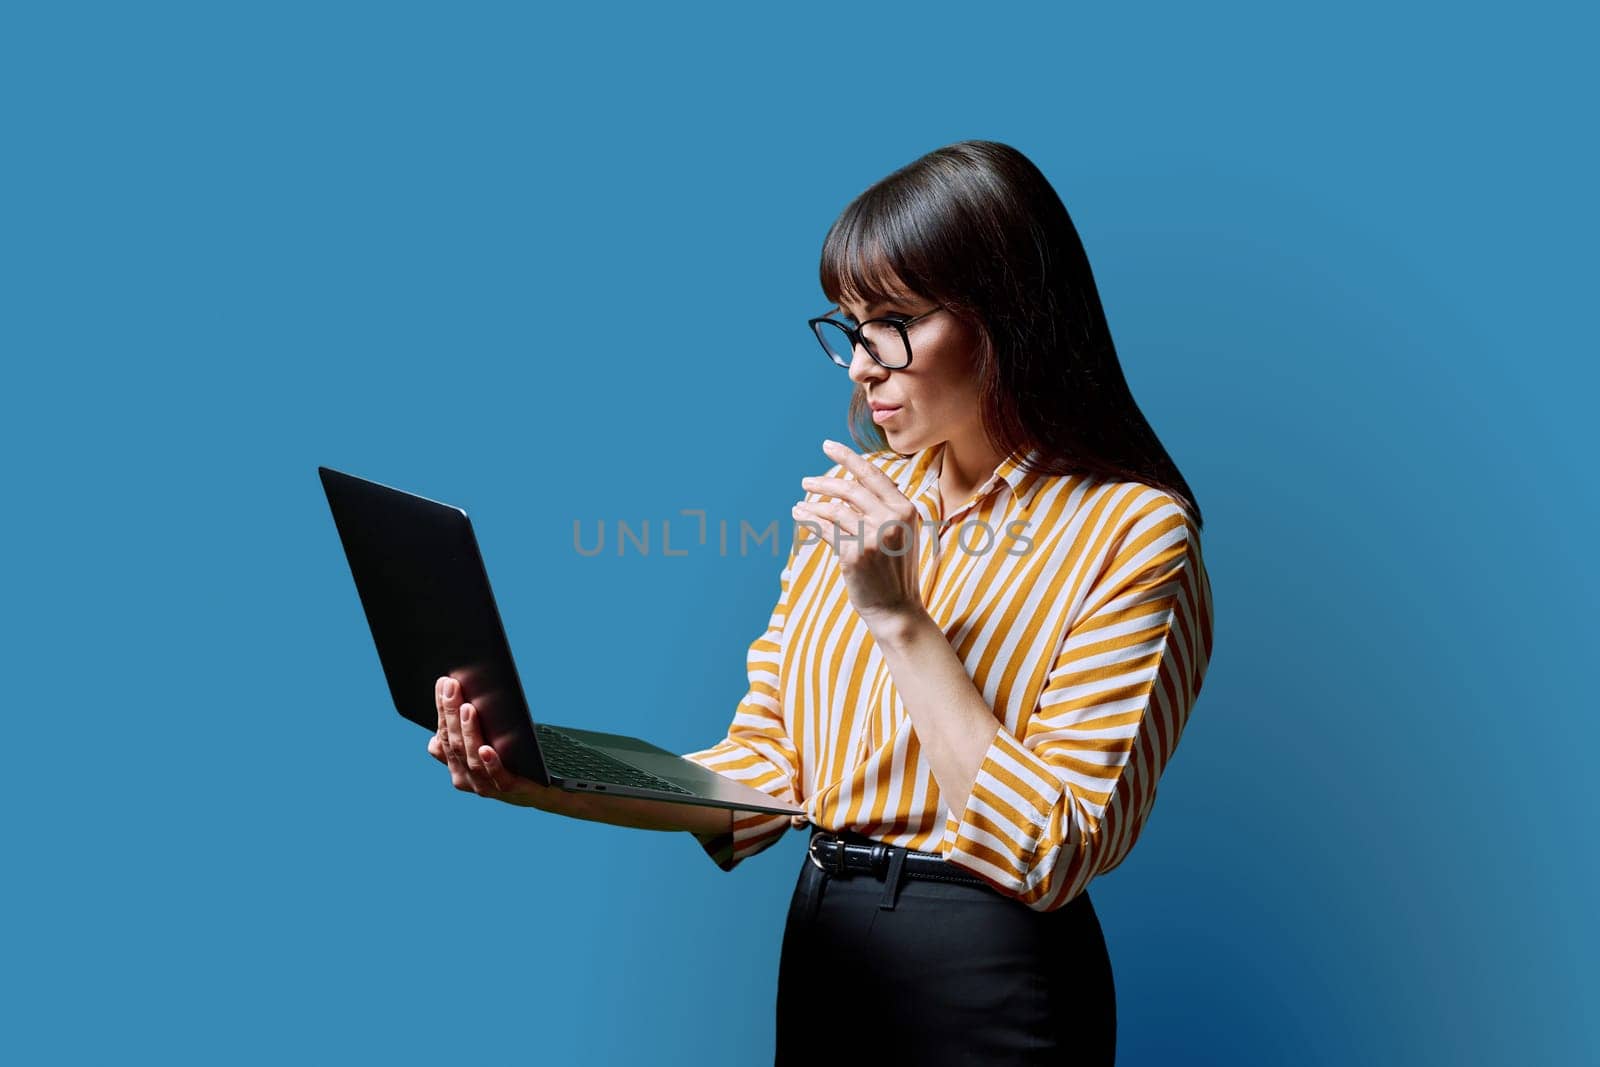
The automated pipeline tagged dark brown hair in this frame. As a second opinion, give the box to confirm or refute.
[819,139,1204,530]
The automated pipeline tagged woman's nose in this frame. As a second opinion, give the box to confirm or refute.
[847,341,887,385]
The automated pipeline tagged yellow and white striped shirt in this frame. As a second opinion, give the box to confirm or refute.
[680,440,1214,913]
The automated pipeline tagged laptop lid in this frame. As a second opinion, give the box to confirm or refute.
[318,465,551,784]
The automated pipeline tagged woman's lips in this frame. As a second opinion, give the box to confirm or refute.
[870,405,902,424]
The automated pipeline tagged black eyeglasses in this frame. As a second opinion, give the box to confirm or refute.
[807,304,947,370]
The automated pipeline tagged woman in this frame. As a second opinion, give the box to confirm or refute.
[430,139,1214,1064]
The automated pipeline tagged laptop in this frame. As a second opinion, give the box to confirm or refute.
[318,465,805,817]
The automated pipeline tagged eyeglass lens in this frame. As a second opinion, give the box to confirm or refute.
[815,318,911,369]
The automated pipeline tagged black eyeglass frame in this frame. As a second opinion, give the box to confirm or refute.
[807,304,947,370]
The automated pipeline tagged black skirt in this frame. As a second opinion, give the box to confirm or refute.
[775,828,1117,1065]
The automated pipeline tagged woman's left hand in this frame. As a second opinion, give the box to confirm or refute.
[793,439,929,629]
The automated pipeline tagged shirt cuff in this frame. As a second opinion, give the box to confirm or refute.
[689,808,795,872]
[680,746,801,872]
[938,723,1071,889]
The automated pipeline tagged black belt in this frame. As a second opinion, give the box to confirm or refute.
[806,827,992,911]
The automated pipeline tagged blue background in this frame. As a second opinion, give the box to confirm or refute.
[5,2,1594,1063]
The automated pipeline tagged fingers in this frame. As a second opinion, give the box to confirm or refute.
[438,674,502,796]
[433,676,547,804]
[433,675,537,802]
[821,439,904,506]
[791,501,838,549]
[458,699,499,793]
[476,745,520,793]
[793,500,868,553]
[800,474,872,515]
[436,676,466,785]
[442,679,466,770]
[430,676,449,764]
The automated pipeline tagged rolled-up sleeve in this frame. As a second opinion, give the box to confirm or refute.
[679,531,807,872]
[938,501,1214,911]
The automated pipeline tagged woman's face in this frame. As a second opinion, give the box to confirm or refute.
[837,284,986,456]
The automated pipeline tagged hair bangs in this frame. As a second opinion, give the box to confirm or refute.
[818,189,937,314]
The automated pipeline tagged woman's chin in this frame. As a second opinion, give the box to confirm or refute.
[882,426,926,452]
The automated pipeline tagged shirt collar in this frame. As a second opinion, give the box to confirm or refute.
[994,445,1042,501]
[912,441,1046,514]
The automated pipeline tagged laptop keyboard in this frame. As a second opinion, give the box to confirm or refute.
[535,724,696,796]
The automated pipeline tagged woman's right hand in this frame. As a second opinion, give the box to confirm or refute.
[429,674,734,835]
[429,674,578,814]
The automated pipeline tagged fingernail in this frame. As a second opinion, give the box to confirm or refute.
[442,679,456,699]
[460,703,471,723]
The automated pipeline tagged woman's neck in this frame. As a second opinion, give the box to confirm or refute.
[937,436,1006,516]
